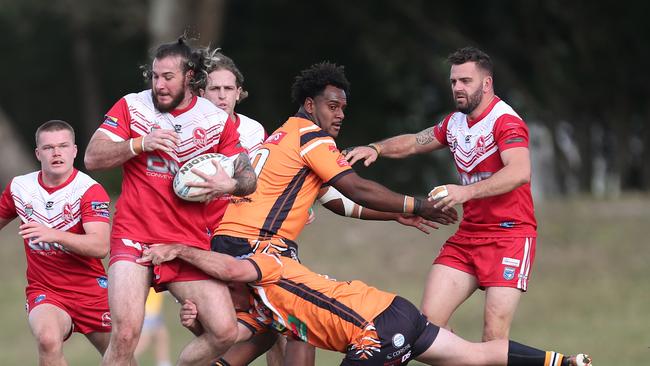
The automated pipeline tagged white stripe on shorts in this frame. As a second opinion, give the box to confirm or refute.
[517,237,532,290]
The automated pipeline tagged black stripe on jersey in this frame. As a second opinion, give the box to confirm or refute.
[237,318,259,335]
[259,167,310,239]
[300,130,330,146]
[277,278,369,329]
[325,169,354,186]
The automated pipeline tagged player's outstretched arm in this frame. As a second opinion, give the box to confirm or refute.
[331,172,458,225]
[318,186,439,234]
[345,127,445,166]
[18,221,109,258]
[138,244,258,283]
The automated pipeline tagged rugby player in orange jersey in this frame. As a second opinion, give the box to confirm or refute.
[205,62,458,365]
[139,244,592,366]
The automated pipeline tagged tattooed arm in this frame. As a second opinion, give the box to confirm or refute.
[185,151,257,200]
[345,126,445,166]
[230,151,257,197]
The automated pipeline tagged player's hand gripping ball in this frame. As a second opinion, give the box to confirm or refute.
[173,153,234,202]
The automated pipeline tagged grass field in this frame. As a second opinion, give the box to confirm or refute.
[1,194,648,365]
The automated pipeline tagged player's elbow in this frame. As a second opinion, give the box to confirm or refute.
[84,152,101,171]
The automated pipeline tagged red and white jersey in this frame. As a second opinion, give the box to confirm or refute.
[98,90,245,248]
[433,96,536,237]
[235,113,267,155]
[0,169,110,296]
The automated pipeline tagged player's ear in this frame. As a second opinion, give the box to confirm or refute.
[304,97,315,114]
[483,76,493,92]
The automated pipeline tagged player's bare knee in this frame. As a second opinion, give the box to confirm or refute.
[205,323,238,351]
[111,323,142,347]
[35,331,64,354]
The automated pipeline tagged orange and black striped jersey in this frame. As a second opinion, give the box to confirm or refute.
[216,116,353,241]
[238,252,396,353]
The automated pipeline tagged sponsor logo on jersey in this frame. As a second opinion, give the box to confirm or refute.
[193,127,207,147]
[288,314,308,342]
[505,137,524,144]
[265,131,287,145]
[97,276,108,288]
[475,135,486,154]
[503,267,516,280]
[91,201,110,211]
[459,171,492,185]
[500,221,516,228]
[386,344,411,360]
[34,294,46,304]
[465,134,472,144]
[103,115,119,128]
[392,333,405,348]
[24,203,33,217]
[101,312,112,327]
[63,202,74,222]
[174,124,182,133]
[502,257,521,267]
[45,201,54,210]
[336,157,350,167]
[91,201,110,218]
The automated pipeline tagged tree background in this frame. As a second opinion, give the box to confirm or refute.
[1,0,648,198]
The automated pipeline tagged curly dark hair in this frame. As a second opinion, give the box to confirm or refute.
[141,35,210,94]
[291,62,350,105]
[447,46,493,76]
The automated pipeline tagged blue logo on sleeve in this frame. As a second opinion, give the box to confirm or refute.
[97,276,108,288]
[34,294,46,304]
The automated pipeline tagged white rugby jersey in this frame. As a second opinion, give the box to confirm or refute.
[235,113,267,155]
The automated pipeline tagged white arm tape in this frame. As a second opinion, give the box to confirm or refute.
[318,186,357,217]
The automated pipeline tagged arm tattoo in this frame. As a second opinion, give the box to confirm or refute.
[415,127,436,145]
[231,152,257,196]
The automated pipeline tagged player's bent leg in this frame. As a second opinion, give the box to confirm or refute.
[102,261,152,366]
[420,264,478,327]
[264,335,285,366]
[483,286,522,341]
[28,303,73,366]
[85,331,111,355]
[220,331,279,366]
[168,279,238,366]
[284,338,315,366]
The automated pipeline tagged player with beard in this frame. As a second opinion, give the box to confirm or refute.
[345,47,537,343]
[84,37,257,366]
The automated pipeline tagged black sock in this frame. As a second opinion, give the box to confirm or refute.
[507,340,565,366]
[213,358,231,366]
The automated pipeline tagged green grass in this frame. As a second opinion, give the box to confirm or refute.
[1,195,649,365]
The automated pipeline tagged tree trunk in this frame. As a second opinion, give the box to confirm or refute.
[0,107,38,184]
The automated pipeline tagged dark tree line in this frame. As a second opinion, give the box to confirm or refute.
[1,0,648,196]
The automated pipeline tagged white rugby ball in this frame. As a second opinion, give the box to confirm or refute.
[173,153,235,202]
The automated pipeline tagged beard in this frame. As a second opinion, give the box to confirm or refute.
[152,86,186,113]
[455,87,482,115]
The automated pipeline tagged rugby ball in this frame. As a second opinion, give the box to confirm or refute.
[173,153,235,202]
